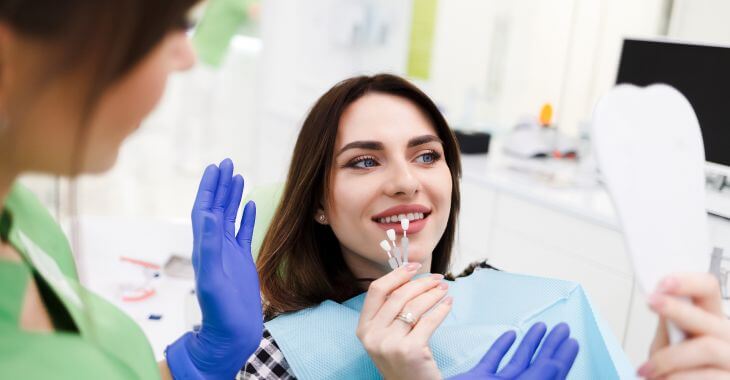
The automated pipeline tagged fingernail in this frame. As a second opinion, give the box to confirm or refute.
[405,262,421,271]
[648,293,664,311]
[658,276,678,293]
[443,296,453,305]
[438,282,449,290]
[637,361,654,377]
[430,273,444,280]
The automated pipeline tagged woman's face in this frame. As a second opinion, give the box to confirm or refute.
[1,29,195,175]
[325,93,453,279]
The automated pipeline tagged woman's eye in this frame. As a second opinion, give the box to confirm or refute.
[416,151,440,164]
[349,156,379,169]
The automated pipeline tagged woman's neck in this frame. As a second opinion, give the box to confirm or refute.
[0,160,18,209]
[0,135,18,208]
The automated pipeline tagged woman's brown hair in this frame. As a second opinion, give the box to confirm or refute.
[257,74,462,318]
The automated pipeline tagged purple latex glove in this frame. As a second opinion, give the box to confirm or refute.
[166,159,263,379]
[449,322,579,380]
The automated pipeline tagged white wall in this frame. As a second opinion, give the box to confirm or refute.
[256,0,413,184]
[425,0,668,136]
[669,0,730,44]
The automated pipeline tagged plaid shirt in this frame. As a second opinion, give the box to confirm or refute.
[238,261,497,379]
[238,329,296,379]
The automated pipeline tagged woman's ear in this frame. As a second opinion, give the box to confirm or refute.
[314,209,328,225]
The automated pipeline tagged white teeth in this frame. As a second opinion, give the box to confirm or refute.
[377,212,428,223]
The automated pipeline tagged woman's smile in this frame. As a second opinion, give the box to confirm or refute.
[371,203,432,234]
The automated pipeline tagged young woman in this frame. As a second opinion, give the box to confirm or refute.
[0,1,264,378]
[242,74,587,379]
[243,73,730,379]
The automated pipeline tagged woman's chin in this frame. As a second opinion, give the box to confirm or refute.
[82,149,120,175]
[403,248,427,266]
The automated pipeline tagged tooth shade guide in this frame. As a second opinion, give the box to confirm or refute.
[401,218,409,237]
[401,237,409,264]
[386,229,396,241]
[379,240,392,253]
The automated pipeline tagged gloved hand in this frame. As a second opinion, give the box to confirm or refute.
[449,322,579,380]
[166,159,263,379]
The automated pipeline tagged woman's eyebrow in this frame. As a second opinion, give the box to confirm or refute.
[335,135,443,158]
[336,141,384,157]
[408,135,443,147]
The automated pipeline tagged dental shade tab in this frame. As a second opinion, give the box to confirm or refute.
[386,229,403,266]
[401,218,409,264]
[379,240,399,270]
[379,218,411,271]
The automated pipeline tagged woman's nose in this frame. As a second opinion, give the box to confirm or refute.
[384,162,420,198]
[172,34,197,71]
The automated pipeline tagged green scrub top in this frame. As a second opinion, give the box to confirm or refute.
[0,183,160,379]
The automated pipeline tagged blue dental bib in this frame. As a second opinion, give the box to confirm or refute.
[265,269,635,379]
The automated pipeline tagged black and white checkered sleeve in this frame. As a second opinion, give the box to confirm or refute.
[237,328,297,380]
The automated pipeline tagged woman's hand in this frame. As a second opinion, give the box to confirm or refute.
[450,322,579,380]
[639,273,730,379]
[166,159,264,379]
[356,263,452,380]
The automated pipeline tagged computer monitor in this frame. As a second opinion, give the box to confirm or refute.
[616,38,730,218]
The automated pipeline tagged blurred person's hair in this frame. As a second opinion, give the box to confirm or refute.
[257,74,462,319]
[0,0,198,119]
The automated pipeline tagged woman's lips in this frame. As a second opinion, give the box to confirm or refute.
[373,215,428,234]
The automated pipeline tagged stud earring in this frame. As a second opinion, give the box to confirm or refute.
[318,214,327,224]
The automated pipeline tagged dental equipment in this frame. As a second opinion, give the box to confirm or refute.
[380,240,399,270]
[401,218,410,264]
[386,229,403,266]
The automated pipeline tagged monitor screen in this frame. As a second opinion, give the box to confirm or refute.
[616,38,730,167]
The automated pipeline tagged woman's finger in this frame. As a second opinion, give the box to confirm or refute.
[664,368,730,380]
[388,282,449,334]
[656,273,723,316]
[371,274,444,328]
[212,158,234,213]
[649,294,730,341]
[409,297,453,345]
[643,336,730,379]
[650,317,669,354]
[359,263,423,322]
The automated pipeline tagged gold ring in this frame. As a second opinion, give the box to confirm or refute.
[396,312,417,327]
